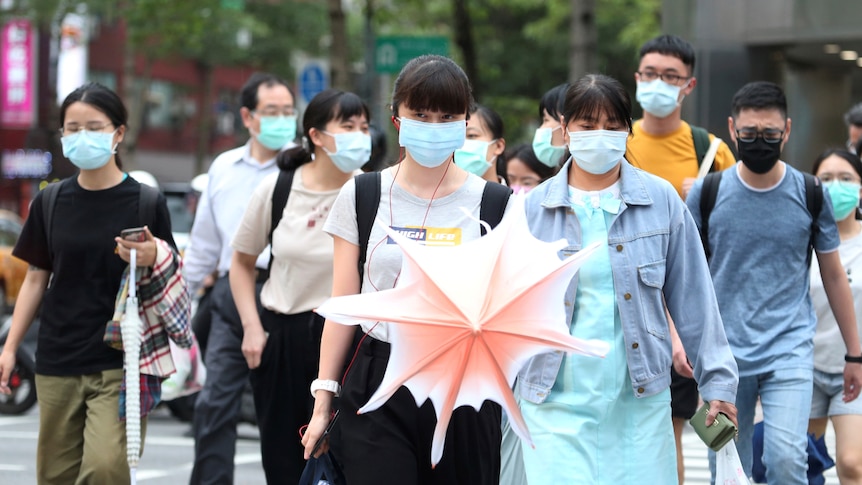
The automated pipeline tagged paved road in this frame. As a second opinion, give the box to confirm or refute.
[0,403,843,484]
[0,404,265,485]
[680,420,840,485]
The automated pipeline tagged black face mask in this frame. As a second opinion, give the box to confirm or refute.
[737,138,781,174]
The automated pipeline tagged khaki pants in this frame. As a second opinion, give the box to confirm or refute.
[35,369,148,485]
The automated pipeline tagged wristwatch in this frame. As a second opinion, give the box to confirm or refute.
[310,379,342,398]
[846,354,862,364]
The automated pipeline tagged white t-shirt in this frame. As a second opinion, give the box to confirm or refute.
[323,168,492,342]
[231,166,346,314]
[810,222,862,373]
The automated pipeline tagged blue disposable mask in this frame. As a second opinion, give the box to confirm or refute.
[532,126,567,168]
[568,130,628,175]
[398,118,466,168]
[61,130,117,170]
[322,130,372,173]
[636,79,686,118]
[824,181,861,221]
[255,115,297,150]
[454,139,496,176]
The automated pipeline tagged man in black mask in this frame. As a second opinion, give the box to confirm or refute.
[685,81,862,484]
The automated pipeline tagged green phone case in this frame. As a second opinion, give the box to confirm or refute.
[689,402,737,452]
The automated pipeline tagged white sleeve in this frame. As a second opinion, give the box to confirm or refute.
[183,175,222,293]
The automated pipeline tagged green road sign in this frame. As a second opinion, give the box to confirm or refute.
[375,36,450,74]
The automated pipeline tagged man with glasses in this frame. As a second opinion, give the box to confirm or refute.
[626,34,737,485]
[686,81,862,484]
[186,72,296,485]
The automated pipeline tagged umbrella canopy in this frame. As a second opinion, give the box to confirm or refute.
[316,195,610,466]
[121,248,143,484]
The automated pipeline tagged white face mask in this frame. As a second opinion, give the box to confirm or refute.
[568,130,628,175]
[635,79,687,118]
[322,130,372,173]
[398,117,466,168]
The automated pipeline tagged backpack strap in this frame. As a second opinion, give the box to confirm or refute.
[41,179,65,268]
[479,182,512,235]
[354,172,382,285]
[690,125,715,173]
[268,168,295,273]
[699,172,722,261]
[804,173,823,265]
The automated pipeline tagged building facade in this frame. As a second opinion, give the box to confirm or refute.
[664,0,862,168]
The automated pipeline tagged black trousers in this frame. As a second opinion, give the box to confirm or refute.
[250,308,324,485]
[331,335,502,485]
[190,276,260,485]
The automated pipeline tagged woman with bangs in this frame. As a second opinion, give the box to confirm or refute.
[230,88,372,483]
[302,55,505,484]
[517,74,738,483]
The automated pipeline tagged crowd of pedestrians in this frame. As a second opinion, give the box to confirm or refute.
[1,31,861,485]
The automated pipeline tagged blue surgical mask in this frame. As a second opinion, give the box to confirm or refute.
[454,139,496,176]
[824,181,861,221]
[398,118,466,168]
[322,131,372,173]
[532,126,567,168]
[636,79,685,118]
[61,130,117,170]
[568,130,628,175]
[255,115,297,150]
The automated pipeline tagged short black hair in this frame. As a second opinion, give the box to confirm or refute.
[562,74,633,134]
[846,102,862,127]
[390,55,473,118]
[240,72,293,111]
[639,34,696,74]
[811,148,862,220]
[731,81,787,119]
[538,83,569,121]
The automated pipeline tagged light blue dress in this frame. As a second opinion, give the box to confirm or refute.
[519,187,677,484]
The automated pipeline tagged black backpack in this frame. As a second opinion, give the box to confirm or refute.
[354,172,511,282]
[268,170,512,282]
[41,178,160,267]
[698,171,823,263]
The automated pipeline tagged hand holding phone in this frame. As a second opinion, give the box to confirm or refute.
[120,227,146,242]
[310,410,339,458]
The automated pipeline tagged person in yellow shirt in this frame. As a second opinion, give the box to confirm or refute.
[626,34,736,485]
[627,34,736,200]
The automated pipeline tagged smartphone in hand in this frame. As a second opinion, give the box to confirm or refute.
[310,410,340,457]
[120,227,146,242]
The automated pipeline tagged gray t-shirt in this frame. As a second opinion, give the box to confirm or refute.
[323,169,492,342]
[686,163,840,376]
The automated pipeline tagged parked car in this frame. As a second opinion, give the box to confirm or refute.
[0,210,28,316]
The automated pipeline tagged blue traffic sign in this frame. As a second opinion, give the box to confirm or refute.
[299,62,328,104]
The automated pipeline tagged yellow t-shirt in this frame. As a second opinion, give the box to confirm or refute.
[626,120,736,198]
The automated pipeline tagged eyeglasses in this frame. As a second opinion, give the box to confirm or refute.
[59,123,114,136]
[252,107,296,118]
[817,172,862,184]
[734,128,785,144]
[636,71,690,85]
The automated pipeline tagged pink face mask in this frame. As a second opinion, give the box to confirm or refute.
[510,185,532,195]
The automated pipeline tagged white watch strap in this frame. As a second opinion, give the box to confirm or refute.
[310,379,341,398]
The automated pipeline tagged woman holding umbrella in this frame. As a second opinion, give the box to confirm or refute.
[0,82,180,484]
[302,55,509,484]
[517,74,739,483]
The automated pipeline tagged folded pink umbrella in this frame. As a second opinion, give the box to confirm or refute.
[317,195,609,466]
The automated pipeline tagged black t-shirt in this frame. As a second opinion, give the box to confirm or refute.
[13,175,175,376]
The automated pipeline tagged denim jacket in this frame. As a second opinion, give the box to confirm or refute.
[518,160,738,405]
